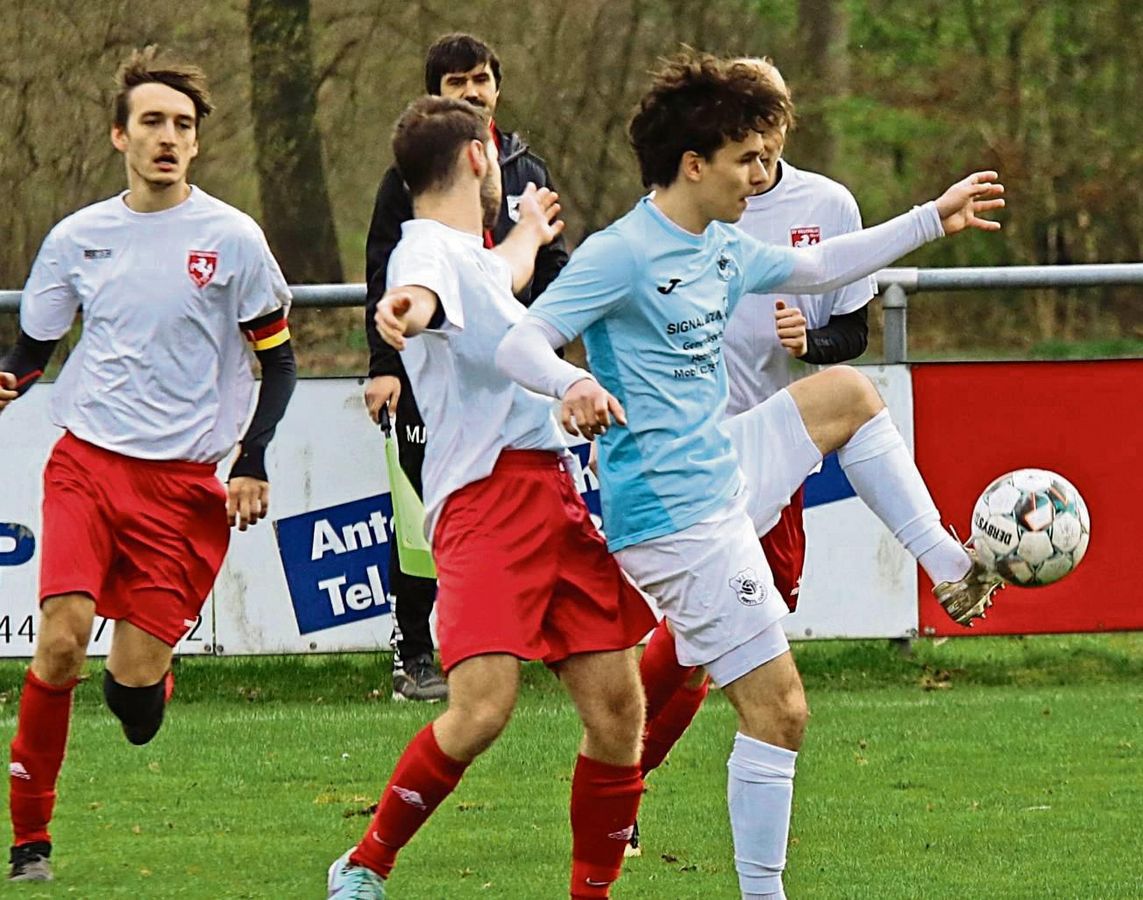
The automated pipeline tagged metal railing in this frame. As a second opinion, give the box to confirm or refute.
[3,263,1142,362]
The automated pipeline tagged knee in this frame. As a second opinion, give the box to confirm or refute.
[33,628,88,683]
[829,366,884,419]
[449,696,514,756]
[778,685,810,750]
[582,686,645,752]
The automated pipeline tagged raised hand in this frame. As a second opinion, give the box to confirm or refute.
[935,171,1005,234]
[514,182,566,246]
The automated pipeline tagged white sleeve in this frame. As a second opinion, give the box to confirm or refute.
[19,227,81,341]
[496,316,594,399]
[388,240,464,331]
[776,202,943,294]
[236,223,292,324]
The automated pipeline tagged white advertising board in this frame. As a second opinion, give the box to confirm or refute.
[1,368,918,657]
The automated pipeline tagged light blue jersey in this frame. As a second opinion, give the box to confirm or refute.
[528,196,798,551]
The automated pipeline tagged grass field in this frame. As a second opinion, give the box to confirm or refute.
[1,634,1140,898]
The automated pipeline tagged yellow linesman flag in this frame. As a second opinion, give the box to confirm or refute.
[380,409,437,579]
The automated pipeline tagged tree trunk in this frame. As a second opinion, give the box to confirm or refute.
[795,0,849,174]
[246,0,343,283]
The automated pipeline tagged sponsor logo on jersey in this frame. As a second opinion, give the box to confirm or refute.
[730,567,766,606]
[83,248,113,260]
[9,762,31,781]
[187,250,219,287]
[391,785,427,810]
[790,226,821,247]
[657,278,682,295]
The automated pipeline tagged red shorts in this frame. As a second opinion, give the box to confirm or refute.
[759,485,806,612]
[39,432,230,646]
[432,450,656,672]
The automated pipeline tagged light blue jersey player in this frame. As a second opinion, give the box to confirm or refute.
[498,51,1006,900]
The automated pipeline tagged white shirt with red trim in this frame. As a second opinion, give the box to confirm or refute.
[724,160,876,416]
[20,186,290,462]
[388,218,567,542]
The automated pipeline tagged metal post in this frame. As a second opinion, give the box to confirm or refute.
[881,282,909,364]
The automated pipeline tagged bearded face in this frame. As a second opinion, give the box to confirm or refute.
[479,141,502,230]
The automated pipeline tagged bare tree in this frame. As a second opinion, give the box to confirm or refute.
[247,0,343,283]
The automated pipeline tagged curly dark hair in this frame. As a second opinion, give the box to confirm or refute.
[113,46,213,128]
[628,49,794,188]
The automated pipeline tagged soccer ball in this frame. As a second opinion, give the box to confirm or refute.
[970,469,1091,587]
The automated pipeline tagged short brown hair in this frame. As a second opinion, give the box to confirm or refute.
[392,96,487,196]
[113,46,214,129]
[628,50,793,188]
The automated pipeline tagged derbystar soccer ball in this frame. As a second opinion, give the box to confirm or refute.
[970,469,1090,587]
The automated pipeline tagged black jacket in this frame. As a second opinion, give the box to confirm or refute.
[363,125,569,379]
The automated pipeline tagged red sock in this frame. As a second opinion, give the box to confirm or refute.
[9,670,78,845]
[640,619,697,722]
[349,724,468,878]
[569,754,643,899]
[641,678,709,777]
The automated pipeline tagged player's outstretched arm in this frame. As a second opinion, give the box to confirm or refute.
[767,171,1005,296]
[492,183,565,293]
[933,171,1005,234]
[374,285,441,351]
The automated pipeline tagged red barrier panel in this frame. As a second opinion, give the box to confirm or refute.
[913,360,1143,636]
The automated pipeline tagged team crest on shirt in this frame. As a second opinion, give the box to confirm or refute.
[716,249,737,281]
[790,226,821,247]
[729,568,766,606]
[187,250,219,287]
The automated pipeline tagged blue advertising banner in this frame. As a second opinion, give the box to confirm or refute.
[274,495,395,635]
[0,523,35,567]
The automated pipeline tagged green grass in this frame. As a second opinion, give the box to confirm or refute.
[1,634,1140,898]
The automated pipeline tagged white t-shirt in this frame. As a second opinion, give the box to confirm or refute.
[388,219,567,541]
[724,160,876,415]
[20,186,290,462]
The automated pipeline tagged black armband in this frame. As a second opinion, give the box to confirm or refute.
[230,315,297,481]
[0,330,59,396]
[799,306,870,365]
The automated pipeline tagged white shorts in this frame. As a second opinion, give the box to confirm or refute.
[616,389,821,686]
[723,388,823,537]
[617,489,789,687]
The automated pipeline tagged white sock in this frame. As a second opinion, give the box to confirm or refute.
[728,732,796,899]
[836,409,970,585]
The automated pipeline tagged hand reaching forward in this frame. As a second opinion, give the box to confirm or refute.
[375,289,417,351]
[774,301,808,358]
[514,182,566,246]
[561,377,626,441]
[935,171,1005,234]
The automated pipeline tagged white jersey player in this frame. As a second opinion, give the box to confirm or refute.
[0,49,296,884]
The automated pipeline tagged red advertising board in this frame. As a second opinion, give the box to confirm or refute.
[913,360,1143,636]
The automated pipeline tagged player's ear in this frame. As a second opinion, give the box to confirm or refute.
[111,124,128,153]
[465,139,486,176]
[680,151,704,184]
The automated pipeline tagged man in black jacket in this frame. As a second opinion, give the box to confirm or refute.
[362,33,569,702]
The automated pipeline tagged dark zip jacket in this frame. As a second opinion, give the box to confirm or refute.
[363,125,569,379]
